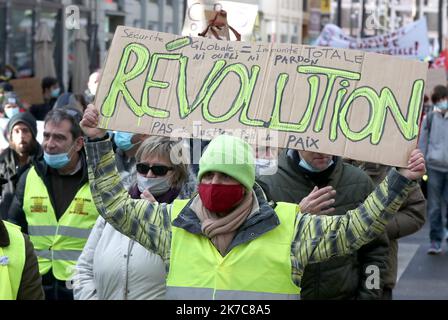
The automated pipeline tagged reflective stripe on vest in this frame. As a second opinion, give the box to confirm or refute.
[166,199,301,300]
[28,226,92,238]
[34,249,82,261]
[166,287,299,300]
[0,221,25,300]
[23,167,99,280]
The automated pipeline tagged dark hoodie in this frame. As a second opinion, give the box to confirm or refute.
[0,142,42,219]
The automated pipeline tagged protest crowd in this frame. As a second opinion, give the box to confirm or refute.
[0,19,446,301]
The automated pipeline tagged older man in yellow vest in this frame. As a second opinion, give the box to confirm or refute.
[8,107,99,300]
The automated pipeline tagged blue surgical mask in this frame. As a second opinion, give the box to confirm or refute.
[435,100,448,110]
[255,158,278,176]
[44,152,70,169]
[51,87,61,98]
[298,158,334,173]
[5,107,19,119]
[114,131,135,151]
[44,145,75,169]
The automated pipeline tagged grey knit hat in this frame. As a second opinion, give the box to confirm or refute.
[7,112,37,138]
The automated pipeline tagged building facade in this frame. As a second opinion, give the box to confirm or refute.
[259,0,303,44]
[0,0,184,92]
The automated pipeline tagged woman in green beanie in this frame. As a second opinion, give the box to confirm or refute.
[81,105,425,300]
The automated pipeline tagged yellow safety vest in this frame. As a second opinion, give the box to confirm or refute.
[23,167,99,280]
[166,199,301,300]
[0,221,25,300]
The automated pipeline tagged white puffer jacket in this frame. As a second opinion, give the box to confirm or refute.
[72,216,166,300]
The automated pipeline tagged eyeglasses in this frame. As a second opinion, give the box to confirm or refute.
[136,163,173,176]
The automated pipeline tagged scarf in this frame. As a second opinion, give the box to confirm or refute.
[192,190,254,256]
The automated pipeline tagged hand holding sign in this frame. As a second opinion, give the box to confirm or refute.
[398,149,426,181]
[80,104,107,139]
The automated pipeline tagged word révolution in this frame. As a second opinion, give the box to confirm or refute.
[100,37,424,145]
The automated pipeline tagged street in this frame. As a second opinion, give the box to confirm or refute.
[395,220,448,299]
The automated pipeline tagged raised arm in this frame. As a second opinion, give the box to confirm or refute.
[292,150,425,265]
[81,105,172,262]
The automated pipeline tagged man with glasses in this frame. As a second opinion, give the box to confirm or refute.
[8,107,99,300]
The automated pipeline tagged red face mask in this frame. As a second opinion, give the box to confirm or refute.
[198,183,245,213]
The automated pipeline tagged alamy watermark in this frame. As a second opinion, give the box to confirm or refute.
[167,121,281,176]
[365,265,380,290]
[364,8,397,33]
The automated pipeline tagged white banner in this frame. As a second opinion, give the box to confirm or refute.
[315,18,430,59]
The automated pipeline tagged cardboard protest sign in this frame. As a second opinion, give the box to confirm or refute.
[9,78,44,105]
[425,68,447,96]
[315,18,430,59]
[95,27,427,167]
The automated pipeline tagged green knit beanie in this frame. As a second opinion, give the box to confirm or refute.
[198,135,255,190]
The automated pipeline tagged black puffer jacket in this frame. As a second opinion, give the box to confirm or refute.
[0,144,42,219]
[356,163,426,290]
[257,149,389,299]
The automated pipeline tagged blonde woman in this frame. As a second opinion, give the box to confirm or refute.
[73,136,194,300]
